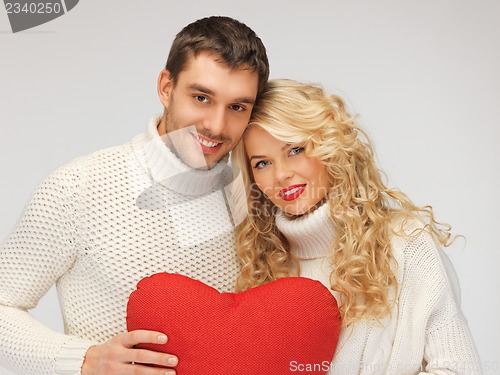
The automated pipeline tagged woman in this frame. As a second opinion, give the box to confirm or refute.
[231,79,481,374]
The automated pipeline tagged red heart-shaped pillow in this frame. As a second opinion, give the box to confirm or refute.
[127,273,341,374]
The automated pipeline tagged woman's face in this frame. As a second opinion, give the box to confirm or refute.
[244,125,331,217]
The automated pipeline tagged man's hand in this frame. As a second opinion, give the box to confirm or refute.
[82,330,178,374]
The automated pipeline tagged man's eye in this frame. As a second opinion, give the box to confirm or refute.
[196,95,209,103]
[230,104,244,112]
[254,160,269,169]
[289,146,304,156]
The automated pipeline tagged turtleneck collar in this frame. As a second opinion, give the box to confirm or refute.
[275,202,336,260]
[132,115,230,196]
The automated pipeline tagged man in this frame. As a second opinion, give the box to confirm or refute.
[0,16,269,374]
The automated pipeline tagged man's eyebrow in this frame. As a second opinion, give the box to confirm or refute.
[189,84,214,96]
[188,84,255,105]
[235,96,256,105]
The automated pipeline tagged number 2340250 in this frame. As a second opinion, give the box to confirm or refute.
[5,2,63,14]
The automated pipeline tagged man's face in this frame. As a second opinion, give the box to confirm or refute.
[158,52,259,170]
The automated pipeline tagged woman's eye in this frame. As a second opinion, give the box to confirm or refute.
[254,160,269,169]
[289,146,304,156]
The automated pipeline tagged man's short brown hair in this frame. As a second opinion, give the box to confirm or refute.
[165,16,269,96]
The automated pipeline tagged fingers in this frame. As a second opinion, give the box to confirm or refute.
[110,362,177,375]
[121,330,169,348]
[131,348,179,368]
[122,330,178,368]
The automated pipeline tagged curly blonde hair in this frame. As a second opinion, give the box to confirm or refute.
[231,79,453,326]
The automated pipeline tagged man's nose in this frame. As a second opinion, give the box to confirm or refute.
[203,106,226,136]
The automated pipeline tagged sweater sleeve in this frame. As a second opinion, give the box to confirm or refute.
[418,241,482,375]
[0,163,97,374]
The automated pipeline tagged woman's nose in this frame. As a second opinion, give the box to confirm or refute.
[275,161,294,183]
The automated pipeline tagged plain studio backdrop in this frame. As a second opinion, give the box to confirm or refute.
[1,1,499,374]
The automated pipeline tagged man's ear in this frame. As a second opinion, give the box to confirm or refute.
[157,69,173,109]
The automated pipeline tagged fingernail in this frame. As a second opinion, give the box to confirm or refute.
[165,371,176,375]
[168,357,178,366]
[158,334,167,344]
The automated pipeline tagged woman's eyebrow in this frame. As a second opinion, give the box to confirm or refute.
[249,144,292,160]
[249,154,266,161]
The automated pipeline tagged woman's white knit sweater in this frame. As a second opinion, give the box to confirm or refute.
[275,203,482,375]
[0,115,240,374]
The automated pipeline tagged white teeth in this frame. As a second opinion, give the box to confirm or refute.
[283,186,302,196]
[196,135,219,148]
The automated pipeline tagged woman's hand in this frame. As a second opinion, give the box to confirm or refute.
[82,330,178,374]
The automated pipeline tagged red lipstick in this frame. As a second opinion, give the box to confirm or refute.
[279,184,306,201]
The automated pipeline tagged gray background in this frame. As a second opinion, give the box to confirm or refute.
[1,0,499,373]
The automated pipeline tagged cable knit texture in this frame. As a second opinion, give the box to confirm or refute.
[275,203,482,375]
[0,115,240,374]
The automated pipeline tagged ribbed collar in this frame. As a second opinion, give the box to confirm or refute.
[132,115,230,196]
[275,202,336,260]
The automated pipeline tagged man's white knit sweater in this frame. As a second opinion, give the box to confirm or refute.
[275,203,482,375]
[0,116,240,374]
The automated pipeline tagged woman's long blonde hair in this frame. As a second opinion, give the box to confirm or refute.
[232,79,453,326]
